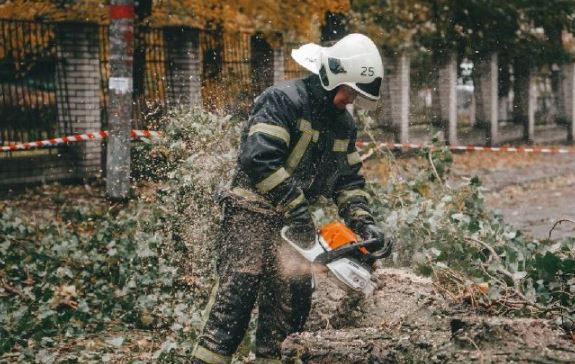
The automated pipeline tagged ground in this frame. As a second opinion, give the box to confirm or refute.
[286,268,575,363]
[286,150,575,363]
[2,149,575,362]
[451,152,575,240]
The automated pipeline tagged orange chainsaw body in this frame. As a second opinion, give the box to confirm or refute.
[319,221,368,254]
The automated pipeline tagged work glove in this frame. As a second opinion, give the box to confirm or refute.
[283,204,316,250]
[356,223,393,259]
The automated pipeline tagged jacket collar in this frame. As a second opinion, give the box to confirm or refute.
[303,75,345,120]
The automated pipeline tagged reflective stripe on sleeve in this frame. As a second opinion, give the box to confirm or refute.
[255,167,290,193]
[350,208,371,218]
[230,187,274,208]
[192,345,232,364]
[248,123,290,145]
[333,139,349,152]
[312,130,320,142]
[285,119,318,173]
[282,191,306,213]
[336,189,372,206]
[347,151,362,165]
[298,119,313,132]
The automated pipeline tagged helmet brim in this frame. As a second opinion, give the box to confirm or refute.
[291,43,322,74]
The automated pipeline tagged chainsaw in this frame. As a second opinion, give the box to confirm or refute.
[281,221,389,295]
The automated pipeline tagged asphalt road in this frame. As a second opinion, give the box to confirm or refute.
[452,153,575,240]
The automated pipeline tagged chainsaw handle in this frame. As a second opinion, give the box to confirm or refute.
[314,238,382,264]
[364,237,394,259]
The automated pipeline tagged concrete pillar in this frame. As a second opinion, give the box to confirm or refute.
[498,96,510,122]
[55,22,102,179]
[382,54,410,143]
[475,54,499,145]
[273,48,285,84]
[514,73,537,142]
[562,63,575,142]
[164,26,202,107]
[436,53,458,145]
[527,74,536,142]
[513,58,537,142]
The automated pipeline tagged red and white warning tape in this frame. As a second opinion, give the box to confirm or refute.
[356,141,575,155]
[1,130,162,152]
[2,130,574,155]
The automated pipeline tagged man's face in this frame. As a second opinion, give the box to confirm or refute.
[333,85,358,109]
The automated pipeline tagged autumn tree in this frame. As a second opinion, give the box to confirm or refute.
[0,0,350,42]
[350,0,575,66]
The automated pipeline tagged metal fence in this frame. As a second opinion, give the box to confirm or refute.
[1,19,310,146]
[99,26,279,126]
[534,69,562,125]
[99,25,168,130]
[0,19,70,146]
[284,42,309,80]
[200,29,252,115]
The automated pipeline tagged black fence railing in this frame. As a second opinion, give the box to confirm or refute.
[2,19,316,145]
[99,26,271,127]
[284,42,309,81]
[0,19,69,146]
[99,25,169,130]
[200,29,253,116]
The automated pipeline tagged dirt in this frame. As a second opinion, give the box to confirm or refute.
[286,150,575,363]
[451,153,575,240]
[285,269,575,363]
[3,151,574,363]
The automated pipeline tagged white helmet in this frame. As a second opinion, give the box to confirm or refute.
[291,33,384,109]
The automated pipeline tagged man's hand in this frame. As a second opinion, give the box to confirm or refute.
[357,224,393,258]
[283,207,316,250]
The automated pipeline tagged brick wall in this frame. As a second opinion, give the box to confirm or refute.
[0,22,102,188]
[164,27,202,107]
[381,55,410,143]
[56,22,102,178]
[273,48,285,84]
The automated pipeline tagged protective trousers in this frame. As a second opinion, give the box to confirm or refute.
[192,203,313,364]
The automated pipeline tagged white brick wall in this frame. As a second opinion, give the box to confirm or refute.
[273,48,285,85]
[381,55,410,142]
[56,23,102,179]
[437,54,458,145]
[165,27,202,107]
[475,54,499,145]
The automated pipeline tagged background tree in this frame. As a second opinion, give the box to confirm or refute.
[350,0,575,67]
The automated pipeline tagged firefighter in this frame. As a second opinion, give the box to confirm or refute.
[192,33,392,364]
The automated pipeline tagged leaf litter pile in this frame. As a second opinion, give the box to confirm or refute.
[2,109,575,362]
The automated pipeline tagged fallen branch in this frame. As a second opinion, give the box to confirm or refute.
[464,236,501,262]
[461,334,485,364]
[548,219,575,240]
[428,148,445,189]
[2,280,24,297]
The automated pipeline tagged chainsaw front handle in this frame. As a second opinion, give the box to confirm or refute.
[314,238,382,264]
[365,236,394,259]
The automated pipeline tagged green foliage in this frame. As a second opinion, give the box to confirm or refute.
[0,108,240,360]
[0,202,192,358]
[351,0,575,67]
[364,137,575,320]
[2,108,575,361]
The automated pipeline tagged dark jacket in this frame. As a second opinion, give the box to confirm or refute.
[228,75,374,228]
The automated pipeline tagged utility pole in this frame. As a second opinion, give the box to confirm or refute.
[134,0,152,103]
[107,0,134,200]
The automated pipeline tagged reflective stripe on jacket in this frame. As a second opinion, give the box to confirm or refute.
[230,75,373,225]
